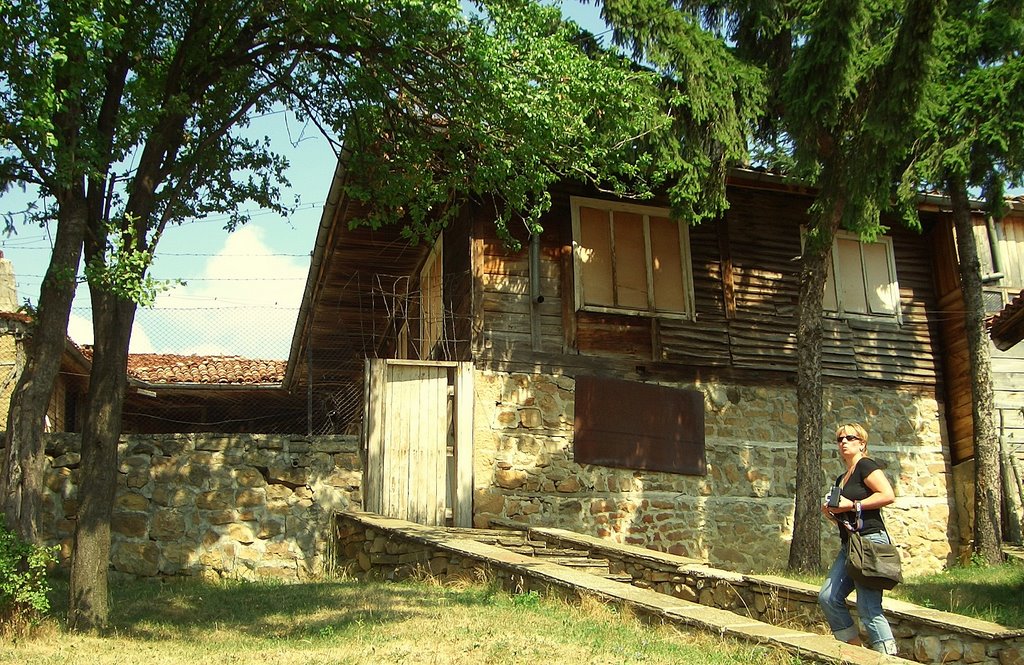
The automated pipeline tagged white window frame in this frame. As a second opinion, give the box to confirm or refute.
[823,230,902,324]
[570,196,695,320]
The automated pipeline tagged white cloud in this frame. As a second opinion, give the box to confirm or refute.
[135,224,308,359]
[68,312,156,354]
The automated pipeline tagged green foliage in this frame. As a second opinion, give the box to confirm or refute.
[0,521,58,624]
[601,0,766,224]
[510,588,542,609]
[333,0,674,246]
[911,0,1024,201]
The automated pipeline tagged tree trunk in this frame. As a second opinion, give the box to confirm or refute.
[788,206,842,572]
[0,199,87,542]
[948,177,1002,564]
[67,286,136,632]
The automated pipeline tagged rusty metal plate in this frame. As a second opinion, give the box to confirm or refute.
[574,375,706,476]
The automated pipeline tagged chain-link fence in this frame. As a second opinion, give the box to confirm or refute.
[51,269,473,436]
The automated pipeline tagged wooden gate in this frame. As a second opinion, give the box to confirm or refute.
[362,359,473,526]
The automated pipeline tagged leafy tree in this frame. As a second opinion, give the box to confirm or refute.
[0,0,668,629]
[599,0,943,570]
[911,0,1024,564]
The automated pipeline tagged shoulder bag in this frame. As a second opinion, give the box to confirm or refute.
[844,503,903,590]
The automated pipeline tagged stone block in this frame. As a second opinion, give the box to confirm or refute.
[265,540,294,558]
[234,467,267,488]
[474,490,505,514]
[999,645,1024,665]
[196,437,233,452]
[556,476,581,493]
[151,509,187,540]
[963,642,988,663]
[916,636,943,663]
[196,490,234,510]
[519,408,543,429]
[160,542,194,574]
[111,511,149,539]
[237,488,265,508]
[207,509,237,525]
[52,452,81,468]
[152,485,193,507]
[46,467,71,492]
[495,468,527,489]
[179,463,211,487]
[228,523,256,544]
[941,639,965,663]
[112,541,159,576]
[116,492,150,512]
[258,520,284,539]
[62,497,79,518]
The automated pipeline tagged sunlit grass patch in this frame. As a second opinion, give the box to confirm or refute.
[3,576,807,665]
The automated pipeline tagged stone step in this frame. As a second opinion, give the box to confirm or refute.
[600,572,635,584]
[529,547,594,558]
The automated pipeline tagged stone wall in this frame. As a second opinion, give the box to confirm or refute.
[336,512,1024,665]
[34,433,362,580]
[0,316,23,431]
[472,370,958,575]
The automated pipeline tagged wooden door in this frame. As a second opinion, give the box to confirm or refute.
[363,359,473,526]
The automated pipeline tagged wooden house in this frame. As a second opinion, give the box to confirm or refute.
[287,160,999,573]
[929,200,1024,464]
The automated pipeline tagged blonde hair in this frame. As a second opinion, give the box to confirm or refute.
[836,422,869,454]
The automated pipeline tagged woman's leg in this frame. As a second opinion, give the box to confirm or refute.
[855,532,899,655]
[818,546,859,644]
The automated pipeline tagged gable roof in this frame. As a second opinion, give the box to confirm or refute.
[990,289,1024,351]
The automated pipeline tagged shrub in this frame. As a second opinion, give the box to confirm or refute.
[0,520,57,629]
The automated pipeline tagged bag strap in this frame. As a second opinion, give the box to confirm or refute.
[841,502,864,533]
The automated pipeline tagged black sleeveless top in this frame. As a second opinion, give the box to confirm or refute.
[834,457,887,541]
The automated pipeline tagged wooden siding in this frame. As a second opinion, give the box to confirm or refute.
[928,208,1024,463]
[473,182,944,390]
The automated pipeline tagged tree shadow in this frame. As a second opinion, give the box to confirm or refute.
[45,575,500,641]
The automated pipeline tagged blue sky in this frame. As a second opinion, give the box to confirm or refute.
[10,3,1008,359]
[0,1,608,359]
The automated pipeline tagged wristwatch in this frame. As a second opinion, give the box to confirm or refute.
[854,501,862,513]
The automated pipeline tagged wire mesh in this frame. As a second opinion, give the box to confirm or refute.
[49,269,472,436]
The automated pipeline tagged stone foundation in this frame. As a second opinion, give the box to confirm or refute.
[32,433,361,580]
[472,370,958,574]
[336,512,1024,665]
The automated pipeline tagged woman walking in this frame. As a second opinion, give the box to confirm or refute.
[818,422,898,655]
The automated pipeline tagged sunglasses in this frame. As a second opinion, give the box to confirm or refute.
[837,435,861,443]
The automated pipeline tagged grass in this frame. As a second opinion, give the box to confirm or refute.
[0,575,806,665]
[782,559,1024,628]
[889,560,1024,627]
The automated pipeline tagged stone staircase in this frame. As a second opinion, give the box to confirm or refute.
[335,512,1024,665]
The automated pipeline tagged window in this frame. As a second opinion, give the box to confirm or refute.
[571,197,694,318]
[419,238,443,358]
[823,232,901,321]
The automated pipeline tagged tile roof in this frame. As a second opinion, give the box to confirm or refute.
[80,348,286,385]
[0,311,33,324]
[126,354,286,385]
[990,289,1024,351]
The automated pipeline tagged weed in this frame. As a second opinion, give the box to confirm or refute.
[0,520,58,635]
[511,589,541,609]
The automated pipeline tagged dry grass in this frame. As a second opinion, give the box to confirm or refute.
[0,575,805,665]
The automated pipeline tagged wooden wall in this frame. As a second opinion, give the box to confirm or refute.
[930,208,1024,463]
[470,181,944,392]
